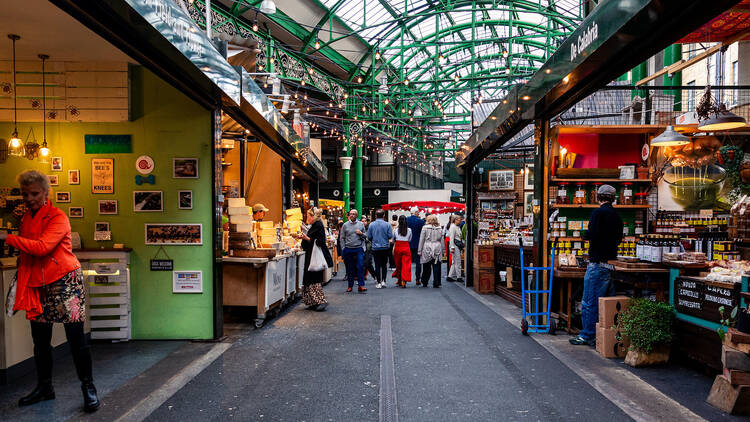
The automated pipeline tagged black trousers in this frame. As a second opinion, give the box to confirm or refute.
[372,249,390,283]
[30,321,93,384]
[388,243,395,268]
[421,260,442,287]
[410,248,422,281]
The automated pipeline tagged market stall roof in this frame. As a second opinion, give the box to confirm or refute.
[455,0,743,172]
[678,1,750,43]
[382,201,465,214]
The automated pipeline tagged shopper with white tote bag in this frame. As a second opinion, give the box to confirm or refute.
[300,208,333,311]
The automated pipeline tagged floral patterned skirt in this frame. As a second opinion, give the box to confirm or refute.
[34,268,86,323]
[302,283,327,306]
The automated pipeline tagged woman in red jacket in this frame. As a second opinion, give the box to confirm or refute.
[0,170,99,412]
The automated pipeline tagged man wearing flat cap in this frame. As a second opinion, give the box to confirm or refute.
[570,184,622,346]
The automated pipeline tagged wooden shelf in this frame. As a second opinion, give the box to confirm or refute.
[551,178,651,183]
[552,204,651,209]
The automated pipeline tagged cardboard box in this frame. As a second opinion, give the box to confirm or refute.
[599,296,630,329]
[596,323,630,358]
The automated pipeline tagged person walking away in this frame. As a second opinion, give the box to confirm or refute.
[389,214,398,269]
[444,217,453,270]
[447,215,464,283]
[341,209,367,292]
[362,220,376,282]
[392,215,413,288]
[418,214,444,288]
[406,207,425,283]
[1,170,99,412]
[570,185,622,346]
[367,209,393,288]
[300,208,332,311]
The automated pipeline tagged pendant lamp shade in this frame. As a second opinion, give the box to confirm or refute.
[259,0,276,14]
[651,125,689,147]
[697,109,747,131]
[378,76,388,94]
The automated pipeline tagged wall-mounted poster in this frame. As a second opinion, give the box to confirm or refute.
[145,223,202,245]
[524,192,534,217]
[91,158,114,194]
[657,164,726,211]
[524,164,534,190]
[48,175,59,186]
[173,158,199,179]
[489,170,514,191]
[98,200,118,215]
[173,271,203,293]
[178,190,193,209]
[68,169,80,185]
[133,191,163,212]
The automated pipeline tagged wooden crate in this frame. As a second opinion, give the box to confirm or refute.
[473,245,495,269]
[474,268,495,294]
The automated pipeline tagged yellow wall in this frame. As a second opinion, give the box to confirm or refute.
[223,142,283,223]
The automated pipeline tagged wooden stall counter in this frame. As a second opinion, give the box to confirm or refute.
[554,265,586,333]
[608,260,670,302]
[222,253,293,328]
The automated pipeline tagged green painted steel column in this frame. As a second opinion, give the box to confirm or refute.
[631,62,648,99]
[663,44,683,110]
[354,143,363,215]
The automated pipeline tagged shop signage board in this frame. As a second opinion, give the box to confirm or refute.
[286,255,297,296]
[264,259,286,308]
[124,0,241,105]
[91,158,114,194]
[173,270,203,293]
[674,276,740,324]
[297,252,305,291]
[85,135,132,154]
[150,259,174,271]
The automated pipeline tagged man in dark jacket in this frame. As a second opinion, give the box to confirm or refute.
[406,206,425,282]
[570,184,622,346]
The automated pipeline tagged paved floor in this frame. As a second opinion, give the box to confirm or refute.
[146,269,630,421]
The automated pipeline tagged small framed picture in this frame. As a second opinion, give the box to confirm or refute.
[95,221,110,232]
[51,157,63,171]
[524,164,534,190]
[68,169,80,185]
[133,191,163,212]
[178,190,193,210]
[524,192,534,217]
[98,199,118,215]
[68,207,84,218]
[489,169,514,191]
[56,191,71,203]
[48,175,59,186]
[94,222,111,241]
[145,223,203,245]
[173,158,199,179]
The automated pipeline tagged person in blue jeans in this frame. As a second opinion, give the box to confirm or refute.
[406,207,425,283]
[570,184,622,346]
[367,209,393,288]
[341,209,368,293]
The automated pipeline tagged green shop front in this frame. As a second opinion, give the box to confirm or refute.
[0,0,319,381]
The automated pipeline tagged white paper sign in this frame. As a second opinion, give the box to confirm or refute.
[264,260,286,307]
[173,271,203,293]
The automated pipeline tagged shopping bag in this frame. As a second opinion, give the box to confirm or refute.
[5,272,17,317]
[308,240,327,272]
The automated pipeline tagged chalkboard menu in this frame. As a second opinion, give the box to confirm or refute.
[674,277,740,323]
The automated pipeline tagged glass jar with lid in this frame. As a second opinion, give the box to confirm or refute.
[556,182,570,204]
[573,183,587,204]
[620,182,634,205]
[590,182,602,204]
[634,192,648,205]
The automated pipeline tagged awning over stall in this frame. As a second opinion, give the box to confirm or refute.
[383,201,465,215]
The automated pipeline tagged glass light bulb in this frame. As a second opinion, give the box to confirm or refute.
[40,146,50,157]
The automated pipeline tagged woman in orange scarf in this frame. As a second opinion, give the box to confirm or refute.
[0,170,99,412]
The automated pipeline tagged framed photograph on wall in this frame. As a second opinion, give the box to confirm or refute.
[68,206,84,218]
[524,192,534,217]
[98,199,118,215]
[48,175,59,186]
[173,158,199,179]
[489,169,514,191]
[178,190,193,210]
[51,157,63,171]
[524,164,534,190]
[145,223,203,245]
[68,169,80,185]
[56,191,71,203]
[133,191,163,212]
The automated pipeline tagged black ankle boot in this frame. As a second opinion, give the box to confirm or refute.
[19,382,55,406]
[81,381,100,412]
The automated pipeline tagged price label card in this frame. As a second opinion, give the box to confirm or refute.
[700,209,713,218]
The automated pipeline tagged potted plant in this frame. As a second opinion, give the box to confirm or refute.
[615,298,676,367]
[718,306,750,339]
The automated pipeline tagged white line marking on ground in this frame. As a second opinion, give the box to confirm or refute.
[380,315,399,422]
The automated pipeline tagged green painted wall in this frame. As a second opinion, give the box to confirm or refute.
[0,67,214,339]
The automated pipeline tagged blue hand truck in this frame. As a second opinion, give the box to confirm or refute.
[519,245,556,335]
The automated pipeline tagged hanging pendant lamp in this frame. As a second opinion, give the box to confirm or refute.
[39,54,50,163]
[259,0,276,14]
[651,125,689,147]
[7,34,24,157]
[698,108,747,131]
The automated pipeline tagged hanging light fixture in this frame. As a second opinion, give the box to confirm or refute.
[438,53,445,64]
[314,39,321,49]
[252,20,259,32]
[651,125,689,147]
[375,50,381,60]
[259,0,276,14]
[356,75,363,84]
[502,48,509,58]
[698,106,747,131]
[454,74,460,83]
[7,34,23,157]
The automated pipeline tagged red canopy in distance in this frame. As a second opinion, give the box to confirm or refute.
[381,201,465,214]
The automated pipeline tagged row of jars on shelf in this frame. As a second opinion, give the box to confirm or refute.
[556,182,648,205]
